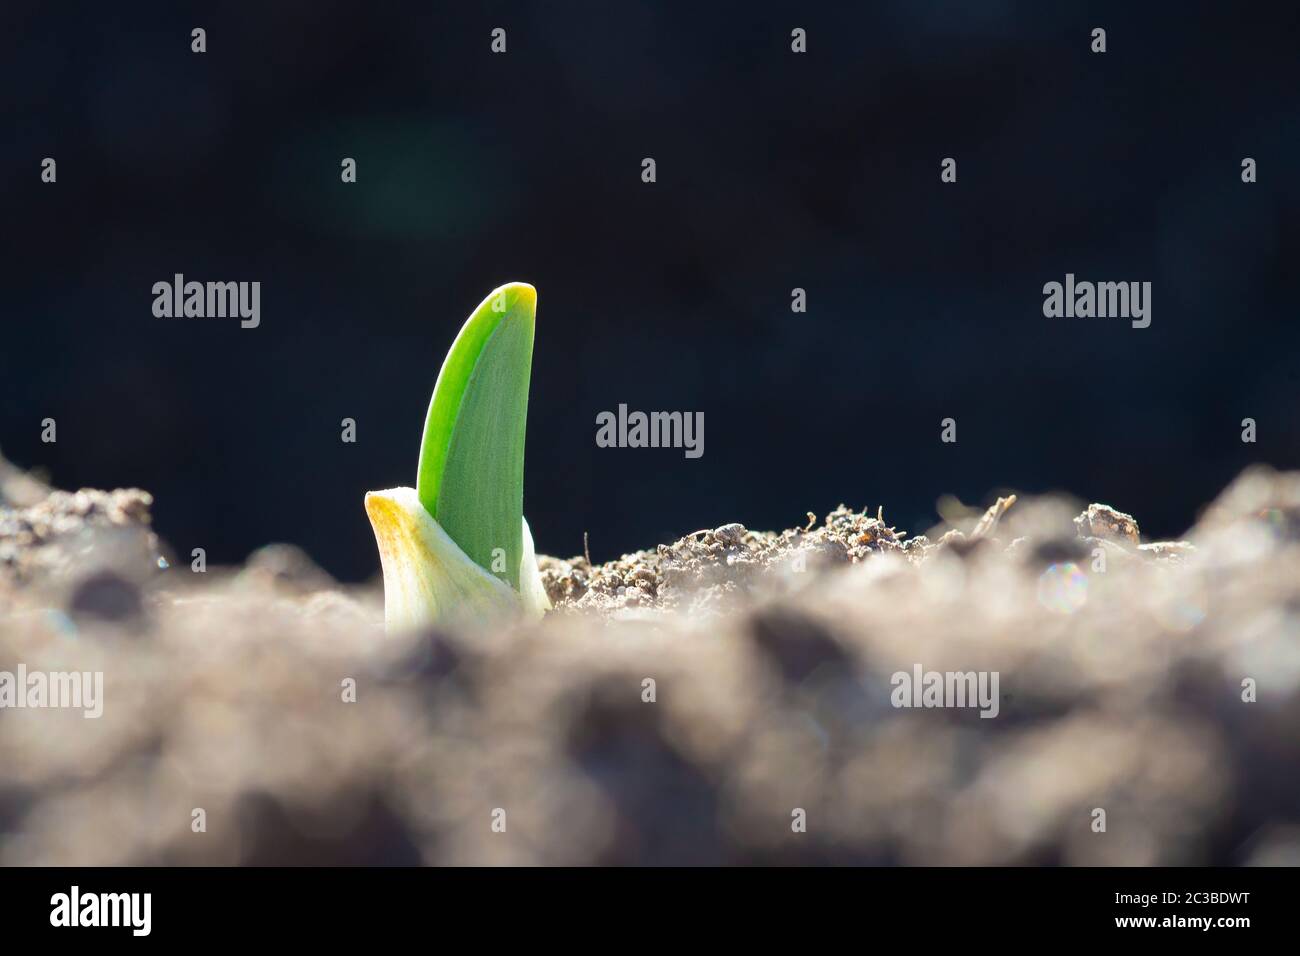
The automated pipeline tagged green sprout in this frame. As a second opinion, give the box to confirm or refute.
[365,282,550,631]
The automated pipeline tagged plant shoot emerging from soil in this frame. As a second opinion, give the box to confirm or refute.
[364,282,550,630]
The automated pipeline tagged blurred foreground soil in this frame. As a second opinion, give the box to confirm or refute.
[1,451,1298,865]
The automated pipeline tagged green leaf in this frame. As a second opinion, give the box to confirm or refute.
[416,283,536,590]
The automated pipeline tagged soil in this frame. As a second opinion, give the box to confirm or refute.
[1,449,1298,865]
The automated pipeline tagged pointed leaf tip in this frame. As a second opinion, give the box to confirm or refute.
[415,283,537,590]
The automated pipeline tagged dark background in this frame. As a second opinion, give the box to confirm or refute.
[2,1,1297,582]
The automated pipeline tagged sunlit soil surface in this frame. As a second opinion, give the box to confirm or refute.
[2,455,1298,865]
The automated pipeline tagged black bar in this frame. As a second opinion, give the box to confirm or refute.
[1,867,1284,942]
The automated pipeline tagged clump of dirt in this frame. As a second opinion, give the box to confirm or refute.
[2,449,1299,866]
[540,496,1193,618]
[0,487,159,596]
[1073,502,1141,545]
[539,507,919,616]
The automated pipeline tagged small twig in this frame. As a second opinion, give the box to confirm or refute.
[583,530,591,568]
[971,494,1017,540]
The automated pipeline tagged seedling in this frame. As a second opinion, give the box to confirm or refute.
[365,282,550,630]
